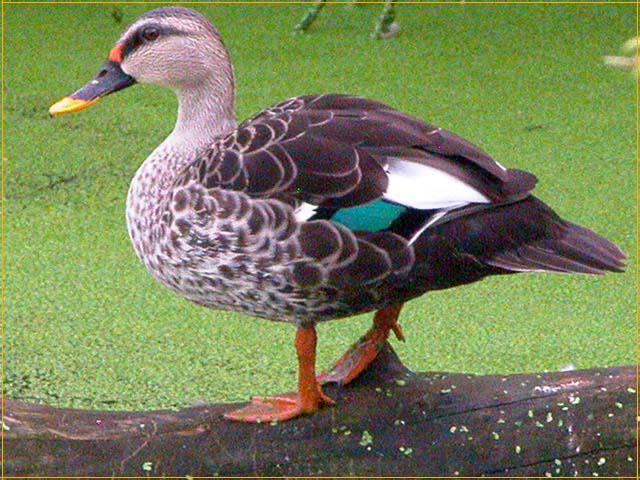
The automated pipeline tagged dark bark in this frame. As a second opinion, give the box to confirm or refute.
[3,344,637,477]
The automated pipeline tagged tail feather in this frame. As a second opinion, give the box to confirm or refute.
[555,222,627,272]
[485,202,626,275]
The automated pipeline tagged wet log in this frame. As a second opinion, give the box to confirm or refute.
[4,344,637,477]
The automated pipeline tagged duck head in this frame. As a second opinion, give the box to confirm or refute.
[49,7,235,116]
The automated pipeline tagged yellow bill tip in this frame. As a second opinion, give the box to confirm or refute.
[49,96,99,116]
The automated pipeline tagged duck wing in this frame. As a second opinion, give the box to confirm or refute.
[181,94,536,217]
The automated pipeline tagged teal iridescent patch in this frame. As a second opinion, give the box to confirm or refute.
[331,200,406,231]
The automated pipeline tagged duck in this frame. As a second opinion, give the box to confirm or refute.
[49,6,626,422]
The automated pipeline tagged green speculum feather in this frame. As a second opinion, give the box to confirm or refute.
[331,200,407,232]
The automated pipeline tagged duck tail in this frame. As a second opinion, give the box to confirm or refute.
[484,197,626,275]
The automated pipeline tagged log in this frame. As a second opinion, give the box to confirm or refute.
[3,344,637,477]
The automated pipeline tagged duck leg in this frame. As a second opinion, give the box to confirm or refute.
[293,0,327,33]
[224,325,334,422]
[319,303,405,385]
[373,0,399,39]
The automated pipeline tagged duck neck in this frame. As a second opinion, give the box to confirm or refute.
[133,74,237,199]
[167,76,237,153]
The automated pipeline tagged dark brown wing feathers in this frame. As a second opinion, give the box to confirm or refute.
[190,94,529,208]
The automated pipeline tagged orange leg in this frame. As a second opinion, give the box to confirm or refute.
[224,325,334,422]
[319,303,405,385]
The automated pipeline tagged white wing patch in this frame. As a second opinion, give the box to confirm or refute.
[294,202,319,222]
[383,157,490,209]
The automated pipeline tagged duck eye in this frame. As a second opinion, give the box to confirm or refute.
[141,27,160,41]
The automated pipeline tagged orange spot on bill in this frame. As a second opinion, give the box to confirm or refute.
[108,43,124,63]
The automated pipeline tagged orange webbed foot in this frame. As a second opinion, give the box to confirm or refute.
[319,304,405,385]
[224,325,334,423]
[224,389,334,422]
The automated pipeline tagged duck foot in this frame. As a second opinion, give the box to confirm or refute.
[319,303,404,385]
[224,390,334,422]
[224,325,334,422]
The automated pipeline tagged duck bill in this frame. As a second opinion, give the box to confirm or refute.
[49,60,136,116]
